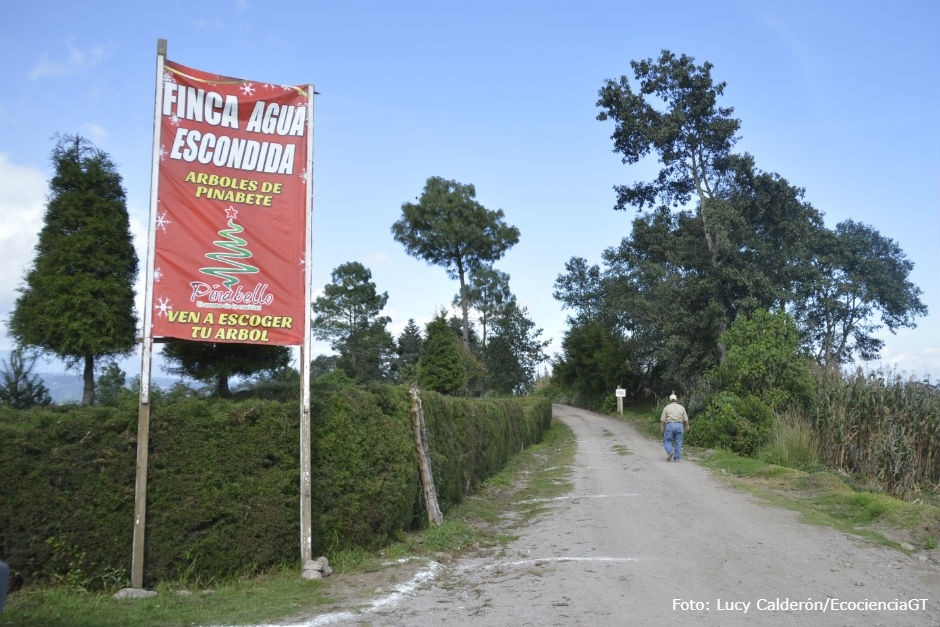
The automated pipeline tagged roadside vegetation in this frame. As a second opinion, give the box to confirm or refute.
[619,404,940,554]
[0,419,574,627]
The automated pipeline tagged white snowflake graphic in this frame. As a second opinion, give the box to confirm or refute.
[162,70,176,84]
[240,82,256,97]
[170,114,180,127]
[154,297,173,318]
[159,144,168,161]
[155,211,172,232]
[153,267,163,283]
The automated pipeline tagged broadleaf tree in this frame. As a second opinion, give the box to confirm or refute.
[95,360,128,406]
[793,220,927,366]
[8,135,138,405]
[392,176,519,347]
[571,49,926,397]
[596,50,743,349]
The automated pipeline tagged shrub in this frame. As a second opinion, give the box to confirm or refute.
[688,391,772,456]
[0,385,551,589]
[690,310,812,455]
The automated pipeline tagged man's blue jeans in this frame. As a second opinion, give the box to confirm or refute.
[0,560,8,612]
[663,422,684,461]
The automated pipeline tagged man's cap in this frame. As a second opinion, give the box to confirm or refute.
[669,393,677,401]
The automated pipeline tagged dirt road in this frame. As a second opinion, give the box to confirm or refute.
[279,404,939,626]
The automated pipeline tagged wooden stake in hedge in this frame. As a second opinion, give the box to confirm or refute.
[410,384,443,525]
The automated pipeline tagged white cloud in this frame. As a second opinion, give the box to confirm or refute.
[0,154,47,348]
[81,122,108,143]
[29,38,113,81]
[870,344,940,382]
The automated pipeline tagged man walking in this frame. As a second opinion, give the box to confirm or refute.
[660,393,690,462]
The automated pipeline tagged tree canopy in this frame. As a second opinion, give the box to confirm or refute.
[392,176,519,347]
[792,220,927,366]
[161,341,291,397]
[483,300,549,395]
[312,261,395,382]
[554,50,927,400]
[394,319,423,382]
[8,135,138,405]
[417,313,466,395]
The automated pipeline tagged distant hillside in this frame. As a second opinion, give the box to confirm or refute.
[38,372,181,404]
[0,350,183,405]
[0,349,181,404]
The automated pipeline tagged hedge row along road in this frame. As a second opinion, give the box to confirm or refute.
[259,405,940,627]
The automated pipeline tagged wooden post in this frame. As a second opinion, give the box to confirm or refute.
[298,82,316,569]
[131,37,167,590]
[131,398,151,588]
[410,385,442,525]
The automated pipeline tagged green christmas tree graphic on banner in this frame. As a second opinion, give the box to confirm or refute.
[200,206,259,288]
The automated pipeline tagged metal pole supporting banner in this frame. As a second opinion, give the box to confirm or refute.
[132,37,167,590]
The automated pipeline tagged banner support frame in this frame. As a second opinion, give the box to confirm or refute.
[299,83,315,567]
[131,37,167,590]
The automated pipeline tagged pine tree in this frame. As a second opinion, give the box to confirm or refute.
[392,176,519,348]
[161,341,291,397]
[417,313,465,395]
[95,360,128,406]
[8,135,138,405]
[0,348,53,409]
[395,319,424,382]
[312,261,395,382]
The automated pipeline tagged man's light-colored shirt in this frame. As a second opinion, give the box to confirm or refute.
[660,401,688,424]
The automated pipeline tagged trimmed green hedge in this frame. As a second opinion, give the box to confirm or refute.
[0,385,551,588]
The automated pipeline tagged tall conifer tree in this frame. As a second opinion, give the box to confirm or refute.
[9,135,138,405]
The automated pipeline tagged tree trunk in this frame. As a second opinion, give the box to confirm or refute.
[216,374,230,397]
[693,163,728,358]
[82,354,95,406]
[457,263,470,348]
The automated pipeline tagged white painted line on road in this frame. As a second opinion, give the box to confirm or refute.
[203,560,443,627]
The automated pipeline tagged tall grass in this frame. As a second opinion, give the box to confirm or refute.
[806,366,940,498]
[760,409,820,470]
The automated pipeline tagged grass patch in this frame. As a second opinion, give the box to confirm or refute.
[602,427,631,456]
[699,448,940,553]
[0,419,576,627]
[0,565,331,627]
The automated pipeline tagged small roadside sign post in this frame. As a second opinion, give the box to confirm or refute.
[615,386,626,415]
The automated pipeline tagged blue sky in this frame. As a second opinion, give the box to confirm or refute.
[1,0,938,382]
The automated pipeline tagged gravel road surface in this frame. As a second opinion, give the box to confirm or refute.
[275,404,939,627]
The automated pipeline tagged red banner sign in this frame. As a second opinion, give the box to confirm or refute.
[150,60,311,345]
